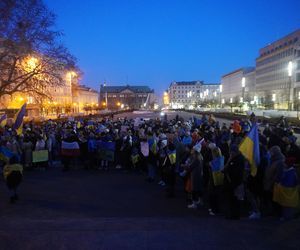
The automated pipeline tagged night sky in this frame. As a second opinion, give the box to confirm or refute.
[45,0,300,96]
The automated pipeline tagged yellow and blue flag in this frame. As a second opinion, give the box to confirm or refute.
[0,114,7,127]
[0,146,15,163]
[239,124,260,176]
[210,156,225,186]
[273,167,299,208]
[13,103,27,135]
[168,150,176,165]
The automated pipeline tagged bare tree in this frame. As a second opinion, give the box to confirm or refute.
[0,0,78,100]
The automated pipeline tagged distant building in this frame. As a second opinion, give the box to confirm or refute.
[99,84,155,110]
[0,71,74,117]
[221,67,256,104]
[168,81,220,108]
[72,84,99,114]
[255,29,300,110]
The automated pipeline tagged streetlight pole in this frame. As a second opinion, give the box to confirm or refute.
[288,61,293,111]
[219,85,222,108]
[241,77,245,110]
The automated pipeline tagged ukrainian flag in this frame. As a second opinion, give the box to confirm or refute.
[0,146,15,163]
[13,103,27,135]
[239,124,260,176]
[0,114,7,127]
[148,137,157,155]
[168,150,176,165]
[210,156,225,186]
[273,167,299,208]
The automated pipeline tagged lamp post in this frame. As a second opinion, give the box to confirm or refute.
[298,91,300,119]
[219,85,222,108]
[288,61,293,111]
[103,82,108,110]
[241,77,245,107]
[272,93,276,109]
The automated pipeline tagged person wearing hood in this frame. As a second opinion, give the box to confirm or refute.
[263,145,286,216]
[186,142,204,209]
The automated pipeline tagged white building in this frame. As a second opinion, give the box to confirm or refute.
[221,67,256,105]
[255,29,300,110]
[168,81,220,108]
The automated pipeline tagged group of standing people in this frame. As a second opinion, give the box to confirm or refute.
[0,112,299,221]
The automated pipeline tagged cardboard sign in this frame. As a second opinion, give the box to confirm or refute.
[140,142,149,157]
[32,150,49,163]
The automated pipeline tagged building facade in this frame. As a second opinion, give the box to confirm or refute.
[255,29,300,110]
[168,81,220,109]
[221,67,256,105]
[72,84,99,114]
[99,84,155,110]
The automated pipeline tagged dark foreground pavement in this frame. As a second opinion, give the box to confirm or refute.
[0,168,299,250]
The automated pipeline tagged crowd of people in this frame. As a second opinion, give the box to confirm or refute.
[1,112,299,221]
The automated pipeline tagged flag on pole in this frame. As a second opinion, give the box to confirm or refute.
[13,103,27,135]
[0,114,7,127]
[239,124,260,176]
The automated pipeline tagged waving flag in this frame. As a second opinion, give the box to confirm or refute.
[239,124,260,176]
[13,103,27,135]
[0,114,7,128]
[210,156,225,186]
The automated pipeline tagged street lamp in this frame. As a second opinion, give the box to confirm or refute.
[298,91,300,119]
[288,61,293,111]
[272,93,276,109]
[219,85,223,108]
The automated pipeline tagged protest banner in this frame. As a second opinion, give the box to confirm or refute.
[32,150,49,163]
[97,141,115,161]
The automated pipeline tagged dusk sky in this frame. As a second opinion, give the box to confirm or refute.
[45,0,300,96]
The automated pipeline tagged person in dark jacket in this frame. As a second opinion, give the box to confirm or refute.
[3,156,23,203]
[224,144,245,219]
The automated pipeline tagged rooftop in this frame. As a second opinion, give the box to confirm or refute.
[222,67,255,78]
[75,84,98,94]
[100,85,154,93]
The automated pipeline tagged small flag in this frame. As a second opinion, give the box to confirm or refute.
[239,124,260,176]
[273,167,299,208]
[0,114,7,127]
[61,141,80,157]
[210,156,225,186]
[13,103,27,135]
[0,146,15,163]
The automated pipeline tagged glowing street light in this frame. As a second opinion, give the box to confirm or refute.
[288,61,293,110]
[241,77,246,88]
[288,61,293,77]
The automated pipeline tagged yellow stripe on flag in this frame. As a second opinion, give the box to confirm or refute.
[239,136,257,176]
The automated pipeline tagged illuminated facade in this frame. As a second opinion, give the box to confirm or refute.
[168,81,220,108]
[0,71,99,118]
[72,84,99,114]
[221,67,256,105]
[256,29,300,110]
[99,84,155,110]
